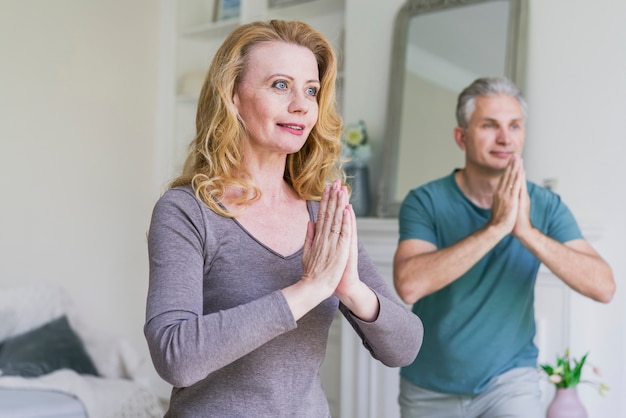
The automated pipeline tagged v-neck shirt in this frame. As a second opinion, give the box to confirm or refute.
[145,185,424,417]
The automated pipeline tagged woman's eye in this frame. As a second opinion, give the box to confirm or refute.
[306,86,318,96]
[273,80,288,90]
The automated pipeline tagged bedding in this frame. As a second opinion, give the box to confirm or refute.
[0,283,164,418]
[0,388,86,418]
[0,369,163,418]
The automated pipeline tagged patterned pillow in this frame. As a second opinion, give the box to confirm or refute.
[0,315,99,377]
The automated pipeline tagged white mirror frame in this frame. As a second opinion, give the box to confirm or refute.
[377,0,528,217]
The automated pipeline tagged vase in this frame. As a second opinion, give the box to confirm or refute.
[345,165,371,217]
[546,388,588,418]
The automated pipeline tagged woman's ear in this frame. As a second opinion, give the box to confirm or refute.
[232,90,239,108]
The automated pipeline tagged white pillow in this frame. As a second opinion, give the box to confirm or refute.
[0,283,70,342]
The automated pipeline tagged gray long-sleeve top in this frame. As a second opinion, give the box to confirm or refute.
[144,186,423,417]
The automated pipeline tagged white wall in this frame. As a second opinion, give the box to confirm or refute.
[0,0,162,392]
[524,2,626,416]
[343,0,405,200]
[343,1,625,416]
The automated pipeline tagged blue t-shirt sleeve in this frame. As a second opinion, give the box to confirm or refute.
[398,188,438,244]
[537,188,583,243]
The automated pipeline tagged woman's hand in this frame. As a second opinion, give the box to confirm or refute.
[333,202,380,322]
[335,202,359,297]
[283,180,352,320]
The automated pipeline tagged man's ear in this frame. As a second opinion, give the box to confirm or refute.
[453,126,467,151]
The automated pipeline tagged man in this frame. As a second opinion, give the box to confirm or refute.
[394,77,615,418]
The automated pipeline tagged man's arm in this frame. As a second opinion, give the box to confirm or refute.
[516,231,615,303]
[393,223,507,305]
[394,158,526,305]
[513,176,615,303]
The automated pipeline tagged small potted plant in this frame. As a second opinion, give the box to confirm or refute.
[341,120,372,216]
[341,120,372,169]
[540,349,609,418]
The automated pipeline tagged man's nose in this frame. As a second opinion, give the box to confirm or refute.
[496,127,512,144]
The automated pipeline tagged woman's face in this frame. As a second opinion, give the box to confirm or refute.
[233,41,320,159]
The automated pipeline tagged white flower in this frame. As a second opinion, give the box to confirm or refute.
[343,121,367,148]
[342,120,371,168]
[599,383,610,396]
[549,374,562,384]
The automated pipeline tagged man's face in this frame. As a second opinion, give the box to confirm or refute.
[455,94,526,173]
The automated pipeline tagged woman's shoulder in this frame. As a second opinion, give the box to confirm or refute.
[153,185,226,226]
[151,186,236,239]
[161,184,195,199]
[154,185,200,211]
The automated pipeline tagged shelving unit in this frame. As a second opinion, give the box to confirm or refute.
[157,0,346,184]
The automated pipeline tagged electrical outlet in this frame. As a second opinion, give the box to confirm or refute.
[542,178,557,192]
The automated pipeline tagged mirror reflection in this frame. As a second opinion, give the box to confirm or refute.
[378,0,527,217]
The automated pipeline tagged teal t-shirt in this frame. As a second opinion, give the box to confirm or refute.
[398,171,583,395]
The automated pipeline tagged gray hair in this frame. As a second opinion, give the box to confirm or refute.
[455,77,527,128]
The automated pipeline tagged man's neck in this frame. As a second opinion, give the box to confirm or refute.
[454,168,501,209]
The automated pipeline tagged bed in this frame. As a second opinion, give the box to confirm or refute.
[0,388,86,418]
[0,283,164,418]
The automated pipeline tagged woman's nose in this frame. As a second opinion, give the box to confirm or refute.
[288,91,309,114]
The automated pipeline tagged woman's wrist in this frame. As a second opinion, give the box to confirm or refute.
[338,282,379,322]
[282,276,333,321]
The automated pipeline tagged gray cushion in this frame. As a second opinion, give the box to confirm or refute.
[0,315,98,377]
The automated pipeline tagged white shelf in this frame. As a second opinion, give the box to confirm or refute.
[180,18,239,39]
[268,0,345,20]
[179,0,345,38]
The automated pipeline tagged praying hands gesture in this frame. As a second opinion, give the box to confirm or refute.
[488,155,533,241]
[493,158,614,303]
[283,180,380,321]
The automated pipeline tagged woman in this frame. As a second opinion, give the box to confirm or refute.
[144,20,423,417]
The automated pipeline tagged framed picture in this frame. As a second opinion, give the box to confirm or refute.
[268,0,317,9]
[214,0,241,22]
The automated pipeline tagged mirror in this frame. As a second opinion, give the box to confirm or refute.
[377,0,528,217]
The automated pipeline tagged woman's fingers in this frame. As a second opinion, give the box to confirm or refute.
[330,185,348,237]
[317,180,349,239]
[317,180,339,233]
[316,181,331,226]
[302,180,352,283]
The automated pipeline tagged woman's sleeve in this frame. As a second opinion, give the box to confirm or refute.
[339,243,423,367]
[143,189,297,388]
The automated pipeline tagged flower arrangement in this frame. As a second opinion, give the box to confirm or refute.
[341,120,372,168]
[540,349,610,396]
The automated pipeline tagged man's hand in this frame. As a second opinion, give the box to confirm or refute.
[489,155,524,234]
[512,167,534,239]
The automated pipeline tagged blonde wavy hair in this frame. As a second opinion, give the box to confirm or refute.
[170,20,344,217]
